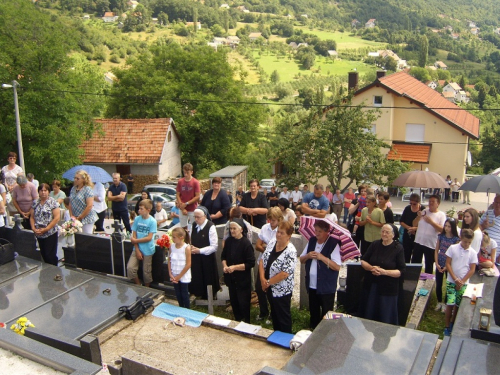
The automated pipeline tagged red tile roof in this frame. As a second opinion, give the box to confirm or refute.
[81,118,176,164]
[356,72,479,139]
[387,142,431,163]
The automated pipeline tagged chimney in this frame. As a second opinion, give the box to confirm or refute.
[348,71,359,91]
[376,70,386,79]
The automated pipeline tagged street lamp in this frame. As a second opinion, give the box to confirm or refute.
[2,81,25,171]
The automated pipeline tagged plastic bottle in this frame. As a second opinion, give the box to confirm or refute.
[471,287,477,305]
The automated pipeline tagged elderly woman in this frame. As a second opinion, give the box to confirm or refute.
[201,177,232,225]
[400,193,425,263]
[29,184,60,265]
[278,198,296,226]
[12,175,38,229]
[189,207,220,299]
[361,224,405,325]
[255,207,283,323]
[69,170,97,234]
[300,220,342,329]
[221,218,255,323]
[222,206,253,248]
[358,196,386,255]
[259,221,297,333]
[462,208,483,253]
[1,152,23,193]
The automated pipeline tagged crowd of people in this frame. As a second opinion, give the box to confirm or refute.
[2,152,495,335]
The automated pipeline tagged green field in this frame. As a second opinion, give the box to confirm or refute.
[294,26,386,50]
[252,52,376,82]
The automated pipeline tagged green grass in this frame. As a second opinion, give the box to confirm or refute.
[294,27,386,50]
[252,52,376,83]
[418,281,446,339]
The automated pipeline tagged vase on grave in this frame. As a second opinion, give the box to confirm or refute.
[66,235,75,247]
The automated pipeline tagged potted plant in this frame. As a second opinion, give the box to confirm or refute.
[446,206,457,219]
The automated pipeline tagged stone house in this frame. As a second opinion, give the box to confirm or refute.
[102,12,118,22]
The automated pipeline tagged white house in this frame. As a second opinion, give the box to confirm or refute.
[365,19,376,28]
[434,61,448,69]
[426,81,438,90]
[80,118,182,182]
[102,12,118,22]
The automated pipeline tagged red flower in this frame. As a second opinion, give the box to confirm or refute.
[156,234,171,249]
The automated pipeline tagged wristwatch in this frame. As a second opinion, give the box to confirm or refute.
[266,279,271,285]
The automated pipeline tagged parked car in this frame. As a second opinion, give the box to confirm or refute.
[127,192,175,213]
[259,179,278,193]
[144,184,177,199]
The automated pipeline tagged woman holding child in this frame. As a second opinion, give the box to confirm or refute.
[221,218,255,323]
[361,224,405,325]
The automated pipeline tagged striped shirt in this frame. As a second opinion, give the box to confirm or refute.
[480,209,500,244]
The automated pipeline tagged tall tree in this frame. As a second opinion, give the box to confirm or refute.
[105,40,266,172]
[193,7,198,33]
[418,35,429,68]
[480,124,500,174]
[274,96,409,191]
[0,0,106,181]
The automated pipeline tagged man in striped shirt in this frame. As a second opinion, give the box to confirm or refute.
[480,195,500,259]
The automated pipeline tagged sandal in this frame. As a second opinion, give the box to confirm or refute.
[54,275,63,281]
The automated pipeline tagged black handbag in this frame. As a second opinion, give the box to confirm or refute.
[118,296,154,321]
[0,238,15,265]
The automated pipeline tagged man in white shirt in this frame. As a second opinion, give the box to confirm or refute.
[290,185,303,210]
[279,186,291,201]
[154,202,169,231]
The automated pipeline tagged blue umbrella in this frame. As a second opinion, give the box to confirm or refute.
[62,165,113,183]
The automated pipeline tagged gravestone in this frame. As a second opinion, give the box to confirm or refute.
[3,216,40,261]
[0,257,157,363]
[344,262,422,326]
[283,317,438,374]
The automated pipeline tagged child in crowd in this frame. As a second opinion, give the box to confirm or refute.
[168,227,192,308]
[444,228,478,336]
[129,211,137,226]
[434,218,460,312]
[127,199,157,287]
[352,185,367,236]
[63,198,71,221]
[478,231,497,272]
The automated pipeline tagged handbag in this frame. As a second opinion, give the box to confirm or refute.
[0,238,15,265]
[118,296,154,321]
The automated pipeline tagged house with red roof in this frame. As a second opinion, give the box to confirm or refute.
[80,118,181,184]
[351,71,479,183]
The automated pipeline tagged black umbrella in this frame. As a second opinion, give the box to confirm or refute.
[459,174,500,207]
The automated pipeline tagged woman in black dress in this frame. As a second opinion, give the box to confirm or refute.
[134,190,153,215]
[360,224,405,325]
[189,207,220,299]
[201,177,232,225]
[399,193,425,262]
[221,218,255,323]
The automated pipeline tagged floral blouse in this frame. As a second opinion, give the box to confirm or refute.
[31,197,59,238]
[69,186,97,225]
[261,239,297,297]
[437,234,460,267]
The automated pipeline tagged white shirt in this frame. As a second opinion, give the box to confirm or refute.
[326,213,338,223]
[415,209,446,249]
[257,223,278,265]
[481,239,497,258]
[31,179,39,190]
[196,219,218,255]
[446,243,478,283]
[279,191,291,200]
[154,208,169,229]
[0,196,4,227]
[301,241,341,289]
[170,243,191,283]
[290,190,302,203]
[92,182,107,213]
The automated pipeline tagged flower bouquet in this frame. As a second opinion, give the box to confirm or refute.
[156,232,172,250]
[59,218,83,237]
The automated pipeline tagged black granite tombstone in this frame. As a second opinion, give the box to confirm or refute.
[3,216,40,261]
[344,262,422,326]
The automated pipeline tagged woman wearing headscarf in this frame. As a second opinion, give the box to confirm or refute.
[299,220,342,329]
[221,218,255,323]
[259,221,297,333]
[69,170,97,234]
[29,183,60,265]
[201,177,232,225]
[360,224,405,325]
[189,207,220,299]
[12,175,38,229]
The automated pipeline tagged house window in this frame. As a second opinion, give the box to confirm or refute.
[406,124,425,142]
[168,131,172,142]
[364,124,376,134]
[373,96,383,106]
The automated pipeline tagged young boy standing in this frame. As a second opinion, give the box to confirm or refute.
[176,163,201,231]
[127,199,157,287]
[444,228,478,336]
